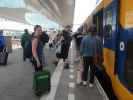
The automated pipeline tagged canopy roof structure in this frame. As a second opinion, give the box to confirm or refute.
[0,0,75,27]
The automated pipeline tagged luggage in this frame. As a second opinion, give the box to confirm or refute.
[33,70,51,96]
[0,48,8,65]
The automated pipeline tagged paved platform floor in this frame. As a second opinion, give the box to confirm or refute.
[0,45,57,100]
[41,41,104,100]
[54,41,103,100]
[0,41,104,100]
[54,63,103,100]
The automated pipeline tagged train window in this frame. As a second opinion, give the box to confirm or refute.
[93,9,103,37]
[106,10,113,25]
[104,24,112,38]
[104,9,113,38]
[125,41,133,88]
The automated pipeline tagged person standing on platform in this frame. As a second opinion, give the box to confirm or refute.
[61,25,72,69]
[92,26,103,66]
[80,26,96,87]
[32,25,44,72]
[21,29,31,61]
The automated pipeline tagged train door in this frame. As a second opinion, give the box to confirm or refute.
[103,0,119,76]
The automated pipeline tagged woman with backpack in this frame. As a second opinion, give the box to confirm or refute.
[32,25,44,72]
[32,25,51,95]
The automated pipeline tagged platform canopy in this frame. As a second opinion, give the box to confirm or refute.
[0,0,75,27]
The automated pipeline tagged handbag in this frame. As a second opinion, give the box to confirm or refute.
[55,44,62,58]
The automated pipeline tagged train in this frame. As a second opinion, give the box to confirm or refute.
[79,0,133,100]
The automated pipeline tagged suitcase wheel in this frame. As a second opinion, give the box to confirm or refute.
[35,91,42,97]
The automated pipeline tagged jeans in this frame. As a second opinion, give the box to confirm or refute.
[83,57,95,84]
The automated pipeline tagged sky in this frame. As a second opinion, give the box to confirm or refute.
[73,0,98,31]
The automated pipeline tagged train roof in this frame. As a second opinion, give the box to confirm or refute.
[83,0,113,26]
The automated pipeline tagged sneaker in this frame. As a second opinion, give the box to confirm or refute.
[76,81,82,85]
[89,83,94,88]
[83,81,87,86]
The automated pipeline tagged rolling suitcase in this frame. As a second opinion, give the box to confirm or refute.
[33,70,51,96]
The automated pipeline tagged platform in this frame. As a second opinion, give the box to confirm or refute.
[0,42,105,100]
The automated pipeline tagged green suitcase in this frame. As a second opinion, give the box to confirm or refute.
[33,70,51,96]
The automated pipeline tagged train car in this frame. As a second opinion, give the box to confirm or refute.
[82,0,133,100]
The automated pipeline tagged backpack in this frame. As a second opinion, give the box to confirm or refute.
[32,32,49,46]
[41,32,49,45]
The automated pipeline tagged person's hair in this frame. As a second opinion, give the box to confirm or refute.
[0,30,3,33]
[87,26,92,33]
[65,25,71,28]
[34,25,41,31]
[24,29,28,33]
[86,25,96,33]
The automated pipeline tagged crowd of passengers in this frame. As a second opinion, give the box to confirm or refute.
[0,24,103,87]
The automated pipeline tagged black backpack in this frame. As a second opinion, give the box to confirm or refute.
[32,32,49,46]
[41,32,49,45]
